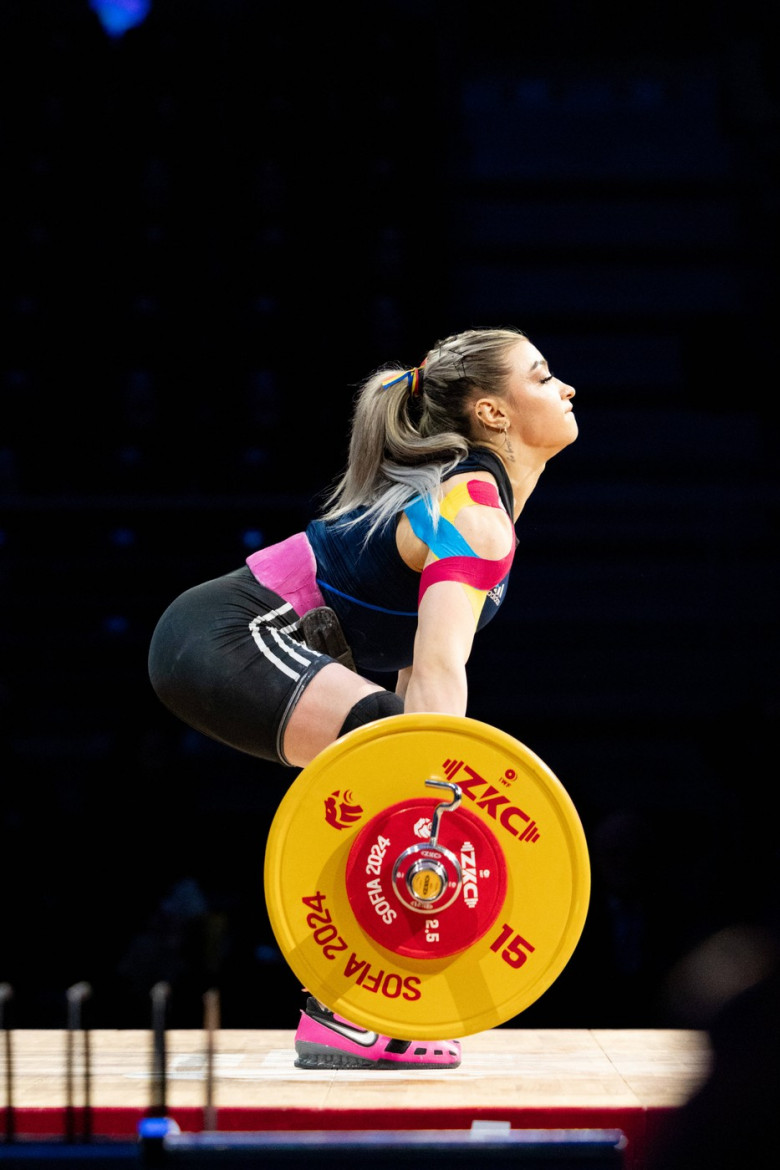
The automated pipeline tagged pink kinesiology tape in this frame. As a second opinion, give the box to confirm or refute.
[418,547,515,603]
[246,532,326,614]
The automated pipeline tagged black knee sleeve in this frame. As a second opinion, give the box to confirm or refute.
[338,691,404,737]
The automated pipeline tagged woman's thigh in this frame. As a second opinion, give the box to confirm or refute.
[281,662,386,767]
[148,567,391,767]
[148,567,333,763]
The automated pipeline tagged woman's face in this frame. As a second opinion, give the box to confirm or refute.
[503,337,578,455]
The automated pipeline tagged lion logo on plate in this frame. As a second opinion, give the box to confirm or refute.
[324,789,364,830]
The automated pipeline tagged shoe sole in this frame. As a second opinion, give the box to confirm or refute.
[295,1053,460,1069]
[295,1042,460,1071]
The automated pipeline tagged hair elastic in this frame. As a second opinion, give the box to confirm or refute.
[380,364,425,397]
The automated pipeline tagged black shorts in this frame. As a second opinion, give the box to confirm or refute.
[148,567,331,765]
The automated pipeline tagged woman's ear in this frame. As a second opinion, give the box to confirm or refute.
[473,397,509,432]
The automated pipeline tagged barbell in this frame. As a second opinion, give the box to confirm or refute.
[264,713,590,1039]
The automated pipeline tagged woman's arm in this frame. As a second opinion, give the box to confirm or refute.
[395,665,412,700]
[402,581,476,715]
[402,495,514,716]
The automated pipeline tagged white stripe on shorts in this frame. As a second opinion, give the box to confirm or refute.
[248,603,319,682]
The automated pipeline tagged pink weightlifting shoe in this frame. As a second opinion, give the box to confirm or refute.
[294,996,461,1069]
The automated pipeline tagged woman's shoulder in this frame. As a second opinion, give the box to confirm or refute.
[443,446,512,506]
[442,468,499,489]
[441,446,513,516]
[437,477,515,562]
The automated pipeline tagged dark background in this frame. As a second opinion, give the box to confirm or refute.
[1,0,778,1034]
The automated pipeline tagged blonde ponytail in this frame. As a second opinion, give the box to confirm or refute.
[321,326,526,537]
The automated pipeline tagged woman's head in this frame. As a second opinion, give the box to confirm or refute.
[321,325,574,527]
[348,326,528,473]
[412,326,529,444]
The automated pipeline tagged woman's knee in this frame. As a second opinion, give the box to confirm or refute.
[281,664,400,766]
[338,690,404,736]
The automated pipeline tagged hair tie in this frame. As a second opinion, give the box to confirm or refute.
[380,364,425,397]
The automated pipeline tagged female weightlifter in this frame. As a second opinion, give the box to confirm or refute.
[148,325,578,1069]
